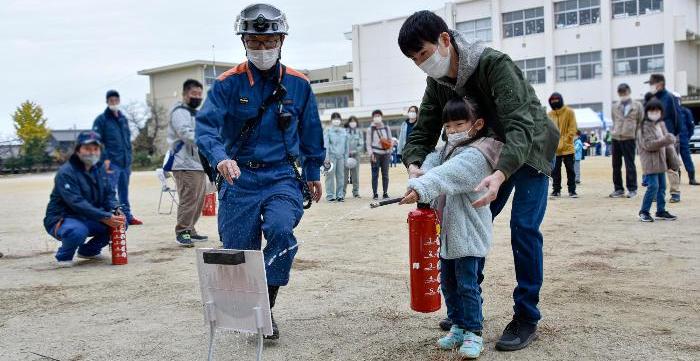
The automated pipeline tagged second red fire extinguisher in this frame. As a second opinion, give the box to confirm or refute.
[407,203,441,313]
[110,208,128,265]
[202,192,216,216]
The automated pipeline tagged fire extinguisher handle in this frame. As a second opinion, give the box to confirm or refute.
[370,197,403,208]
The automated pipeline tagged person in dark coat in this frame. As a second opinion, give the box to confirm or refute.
[44,131,125,267]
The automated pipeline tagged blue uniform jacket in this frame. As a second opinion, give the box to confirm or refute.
[44,154,117,235]
[654,89,680,136]
[92,108,132,168]
[195,61,325,181]
[680,106,695,145]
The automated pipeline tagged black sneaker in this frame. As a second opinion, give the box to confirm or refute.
[495,319,538,351]
[264,313,279,340]
[669,194,680,203]
[438,318,453,331]
[327,198,337,202]
[353,194,361,198]
[638,211,654,222]
[190,233,208,242]
[337,198,345,202]
[569,192,578,198]
[655,210,677,221]
[176,231,194,247]
[550,191,560,197]
[382,193,390,199]
[373,194,379,200]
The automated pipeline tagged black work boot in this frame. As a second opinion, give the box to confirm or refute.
[689,171,699,185]
[495,319,538,351]
[264,286,280,340]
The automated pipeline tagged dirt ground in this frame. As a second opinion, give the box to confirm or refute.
[1,155,699,361]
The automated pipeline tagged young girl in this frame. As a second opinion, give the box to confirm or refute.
[400,97,502,359]
[637,99,678,222]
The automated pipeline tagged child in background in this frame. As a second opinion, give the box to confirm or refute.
[574,130,584,184]
[637,99,678,222]
[400,97,503,359]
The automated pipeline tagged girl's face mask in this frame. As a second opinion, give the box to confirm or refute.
[647,111,662,121]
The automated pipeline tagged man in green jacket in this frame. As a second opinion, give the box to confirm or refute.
[398,11,559,351]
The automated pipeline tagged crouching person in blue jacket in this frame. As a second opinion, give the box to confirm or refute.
[43,131,125,267]
[195,4,324,340]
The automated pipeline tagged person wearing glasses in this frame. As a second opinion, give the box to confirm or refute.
[195,3,325,340]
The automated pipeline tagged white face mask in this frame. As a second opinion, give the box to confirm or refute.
[418,40,451,79]
[79,153,101,167]
[647,111,662,121]
[247,47,280,70]
[619,95,630,102]
[108,104,119,112]
[408,111,417,120]
[349,122,357,129]
[331,119,341,127]
[446,125,474,145]
[649,84,658,94]
[373,116,382,124]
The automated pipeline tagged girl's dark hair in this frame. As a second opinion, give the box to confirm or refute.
[371,109,383,117]
[408,105,419,113]
[441,97,491,159]
[442,97,479,124]
[331,112,342,120]
[345,115,358,128]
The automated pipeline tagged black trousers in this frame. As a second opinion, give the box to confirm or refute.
[611,139,638,192]
[553,154,576,193]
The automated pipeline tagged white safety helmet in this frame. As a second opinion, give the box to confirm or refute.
[345,157,358,169]
[235,3,289,35]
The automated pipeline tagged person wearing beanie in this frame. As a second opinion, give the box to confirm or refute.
[547,92,578,198]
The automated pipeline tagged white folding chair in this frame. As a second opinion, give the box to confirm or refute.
[156,168,178,215]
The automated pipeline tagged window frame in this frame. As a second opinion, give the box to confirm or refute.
[514,57,547,84]
[555,51,602,82]
[502,7,545,38]
[554,0,601,29]
[612,0,663,18]
[456,17,493,42]
[612,43,664,76]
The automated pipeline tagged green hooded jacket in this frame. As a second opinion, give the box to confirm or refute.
[402,30,559,178]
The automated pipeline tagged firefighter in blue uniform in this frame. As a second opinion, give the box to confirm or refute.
[195,3,324,340]
[44,131,125,267]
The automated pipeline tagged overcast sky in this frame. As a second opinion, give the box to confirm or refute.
[0,0,446,139]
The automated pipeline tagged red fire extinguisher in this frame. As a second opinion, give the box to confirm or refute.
[407,203,441,313]
[202,192,217,216]
[110,208,128,265]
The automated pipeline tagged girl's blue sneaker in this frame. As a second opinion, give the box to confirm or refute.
[437,325,465,350]
[459,331,483,359]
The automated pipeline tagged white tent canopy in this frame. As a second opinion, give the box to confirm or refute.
[573,108,607,129]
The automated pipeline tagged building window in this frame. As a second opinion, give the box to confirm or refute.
[316,94,350,110]
[570,102,603,113]
[612,0,663,18]
[556,51,602,82]
[310,79,330,84]
[503,7,545,38]
[613,44,664,75]
[514,57,546,84]
[554,0,601,28]
[456,17,492,42]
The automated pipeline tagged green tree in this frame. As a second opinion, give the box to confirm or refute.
[12,101,50,170]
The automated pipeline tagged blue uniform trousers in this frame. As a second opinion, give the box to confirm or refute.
[108,163,133,221]
[218,165,304,286]
[54,217,110,261]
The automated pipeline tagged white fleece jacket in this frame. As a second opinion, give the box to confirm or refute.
[407,138,502,259]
